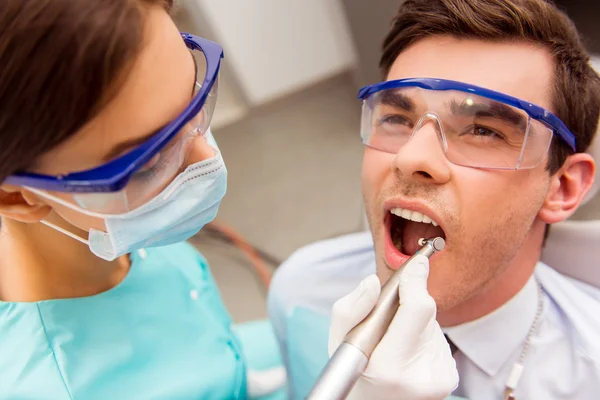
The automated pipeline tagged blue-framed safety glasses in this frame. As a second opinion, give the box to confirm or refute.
[358,78,576,170]
[4,33,223,215]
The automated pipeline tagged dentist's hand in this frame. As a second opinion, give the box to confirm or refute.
[328,255,459,400]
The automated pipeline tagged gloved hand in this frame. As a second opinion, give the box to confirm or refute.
[328,255,459,400]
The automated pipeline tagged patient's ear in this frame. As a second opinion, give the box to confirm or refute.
[0,186,51,223]
[538,153,596,224]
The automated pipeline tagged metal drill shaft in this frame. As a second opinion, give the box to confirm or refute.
[343,237,445,355]
[307,237,445,400]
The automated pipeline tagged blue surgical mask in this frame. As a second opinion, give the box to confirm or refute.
[31,132,227,261]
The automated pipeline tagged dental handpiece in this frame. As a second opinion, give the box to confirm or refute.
[306,237,445,400]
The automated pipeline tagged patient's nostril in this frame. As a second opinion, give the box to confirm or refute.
[416,170,433,179]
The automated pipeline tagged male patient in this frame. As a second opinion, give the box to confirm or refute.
[269,0,600,399]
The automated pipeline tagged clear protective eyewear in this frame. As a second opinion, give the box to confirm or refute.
[4,33,223,215]
[358,78,576,170]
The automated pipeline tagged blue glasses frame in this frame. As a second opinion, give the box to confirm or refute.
[358,78,577,152]
[4,33,223,193]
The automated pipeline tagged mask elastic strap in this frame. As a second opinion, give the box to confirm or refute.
[40,219,90,246]
[26,187,108,219]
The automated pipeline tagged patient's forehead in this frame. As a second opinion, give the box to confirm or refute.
[388,36,555,112]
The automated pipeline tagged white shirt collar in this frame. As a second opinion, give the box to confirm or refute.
[443,272,540,377]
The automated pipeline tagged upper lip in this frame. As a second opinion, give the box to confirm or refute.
[383,198,447,235]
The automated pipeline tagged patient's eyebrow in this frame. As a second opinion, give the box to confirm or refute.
[449,99,527,131]
[380,90,416,112]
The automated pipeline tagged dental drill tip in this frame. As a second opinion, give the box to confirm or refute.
[418,237,446,251]
[432,237,446,251]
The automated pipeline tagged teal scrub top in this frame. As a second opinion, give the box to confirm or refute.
[0,242,247,400]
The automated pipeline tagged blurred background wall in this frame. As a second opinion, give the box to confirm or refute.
[170,0,600,323]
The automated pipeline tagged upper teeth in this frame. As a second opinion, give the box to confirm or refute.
[390,208,438,226]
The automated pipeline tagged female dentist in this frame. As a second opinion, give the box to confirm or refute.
[0,1,457,399]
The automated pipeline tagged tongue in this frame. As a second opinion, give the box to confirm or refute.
[402,220,445,255]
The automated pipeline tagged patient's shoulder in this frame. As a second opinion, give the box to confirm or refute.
[269,231,376,314]
[536,263,600,355]
[280,230,374,274]
[537,262,600,305]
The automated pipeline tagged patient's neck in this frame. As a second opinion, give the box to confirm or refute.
[0,216,129,302]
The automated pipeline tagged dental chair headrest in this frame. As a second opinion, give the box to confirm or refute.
[542,56,600,287]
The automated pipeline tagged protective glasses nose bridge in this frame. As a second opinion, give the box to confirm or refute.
[411,112,449,151]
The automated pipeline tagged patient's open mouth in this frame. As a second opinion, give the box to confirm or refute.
[388,207,446,256]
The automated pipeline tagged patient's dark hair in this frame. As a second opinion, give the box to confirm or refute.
[0,0,173,183]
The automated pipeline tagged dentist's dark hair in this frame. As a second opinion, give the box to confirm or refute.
[0,0,174,184]
[381,0,600,175]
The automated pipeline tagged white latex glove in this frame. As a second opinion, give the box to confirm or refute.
[328,255,459,400]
